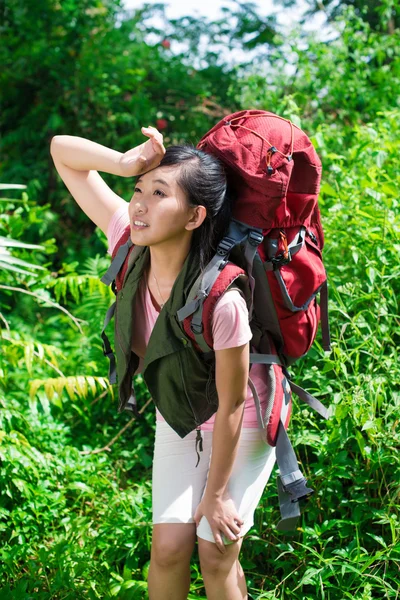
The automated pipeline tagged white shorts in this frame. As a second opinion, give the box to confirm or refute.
[152,419,277,545]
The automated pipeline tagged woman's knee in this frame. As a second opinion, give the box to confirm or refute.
[197,535,244,575]
[151,523,197,568]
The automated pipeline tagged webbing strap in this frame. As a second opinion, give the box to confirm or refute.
[249,353,282,365]
[100,238,133,286]
[177,253,227,353]
[123,386,140,418]
[288,226,306,251]
[319,280,331,352]
[176,253,225,322]
[286,377,332,419]
[100,301,117,384]
[275,419,314,531]
[248,375,266,432]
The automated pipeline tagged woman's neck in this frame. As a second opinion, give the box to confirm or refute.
[147,237,192,285]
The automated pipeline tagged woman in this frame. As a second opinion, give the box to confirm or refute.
[50,126,277,600]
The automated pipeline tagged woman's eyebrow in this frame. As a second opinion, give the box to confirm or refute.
[137,177,170,189]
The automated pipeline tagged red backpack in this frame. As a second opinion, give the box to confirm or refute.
[100,109,332,531]
[175,109,332,530]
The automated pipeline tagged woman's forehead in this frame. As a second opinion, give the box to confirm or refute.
[142,164,179,179]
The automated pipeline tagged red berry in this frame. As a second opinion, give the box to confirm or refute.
[161,39,171,49]
[156,118,168,130]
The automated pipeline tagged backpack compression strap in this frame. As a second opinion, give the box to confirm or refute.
[248,368,329,531]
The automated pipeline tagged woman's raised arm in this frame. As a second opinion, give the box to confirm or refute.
[50,127,165,235]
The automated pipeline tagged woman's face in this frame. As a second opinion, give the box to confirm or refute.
[128,164,198,247]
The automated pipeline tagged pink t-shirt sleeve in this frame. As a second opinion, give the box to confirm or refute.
[106,203,130,256]
[212,289,253,350]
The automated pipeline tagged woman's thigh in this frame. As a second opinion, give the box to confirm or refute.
[196,427,277,545]
[152,420,213,525]
[152,420,276,546]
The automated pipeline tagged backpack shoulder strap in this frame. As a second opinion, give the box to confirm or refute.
[101,225,132,289]
[101,225,146,292]
[178,261,250,354]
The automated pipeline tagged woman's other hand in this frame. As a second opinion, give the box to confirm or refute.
[193,492,244,554]
[119,126,166,177]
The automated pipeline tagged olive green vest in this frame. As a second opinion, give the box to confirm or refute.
[114,241,226,438]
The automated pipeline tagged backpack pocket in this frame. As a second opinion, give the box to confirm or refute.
[265,226,326,359]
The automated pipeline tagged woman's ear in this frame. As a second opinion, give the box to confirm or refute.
[186,205,207,230]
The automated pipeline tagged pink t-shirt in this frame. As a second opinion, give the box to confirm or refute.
[106,204,268,430]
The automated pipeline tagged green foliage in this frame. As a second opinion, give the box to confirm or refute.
[1,3,399,599]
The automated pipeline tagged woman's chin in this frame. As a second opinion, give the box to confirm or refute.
[130,228,151,245]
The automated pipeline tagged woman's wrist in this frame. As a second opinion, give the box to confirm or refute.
[50,135,125,177]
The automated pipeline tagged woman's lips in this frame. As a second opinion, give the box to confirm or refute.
[132,223,149,230]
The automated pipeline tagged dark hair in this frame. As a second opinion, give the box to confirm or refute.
[149,144,235,273]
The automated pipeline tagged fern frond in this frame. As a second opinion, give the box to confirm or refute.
[81,254,111,278]
[1,329,66,374]
[29,375,113,404]
[46,274,112,304]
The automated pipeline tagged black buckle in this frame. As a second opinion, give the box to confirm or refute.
[217,238,234,256]
[306,229,318,246]
[271,252,292,269]
[282,478,314,503]
[248,230,264,247]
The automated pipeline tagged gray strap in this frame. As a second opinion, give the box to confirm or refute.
[100,238,133,286]
[320,280,331,352]
[248,375,266,432]
[249,364,277,435]
[273,271,324,313]
[249,353,282,365]
[275,419,314,531]
[123,386,140,417]
[181,253,227,353]
[100,301,117,384]
[287,378,332,419]
[176,253,226,322]
[177,220,263,352]
[287,226,306,254]
[276,477,301,531]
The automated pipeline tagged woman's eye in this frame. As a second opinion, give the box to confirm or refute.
[133,187,165,197]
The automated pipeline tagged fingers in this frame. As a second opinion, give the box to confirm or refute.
[213,519,244,553]
[141,125,162,141]
[141,126,166,157]
[214,531,226,554]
